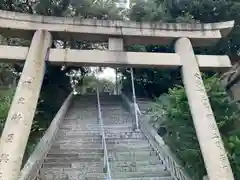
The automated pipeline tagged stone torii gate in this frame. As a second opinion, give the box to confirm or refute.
[0,10,236,180]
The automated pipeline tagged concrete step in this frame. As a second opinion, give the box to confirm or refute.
[64,114,97,119]
[41,169,105,180]
[66,108,98,112]
[63,118,98,122]
[56,131,101,137]
[47,151,103,158]
[58,126,134,132]
[56,130,143,138]
[59,123,133,130]
[43,161,102,172]
[55,135,102,141]
[41,169,170,179]
[56,132,143,140]
[101,113,132,117]
[61,121,134,127]
[45,155,102,163]
[51,141,150,150]
[108,151,158,161]
[61,120,100,124]
[110,159,162,167]
[111,163,165,173]
[43,163,165,174]
[49,147,153,154]
[57,128,134,135]
[112,171,171,178]
[53,139,149,146]
[115,177,173,180]
[46,153,103,160]
[55,133,146,140]
[47,150,157,162]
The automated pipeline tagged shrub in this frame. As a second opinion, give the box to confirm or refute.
[149,74,240,179]
[0,87,15,135]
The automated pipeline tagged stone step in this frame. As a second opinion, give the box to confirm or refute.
[55,133,146,140]
[113,171,171,178]
[55,135,101,141]
[56,131,101,137]
[63,118,98,122]
[43,159,163,170]
[59,123,133,129]
[111,163,165,173]
[51,142,150,150]
[47,152,103,158]
[43,163,165,174]
[46,151,102,158]
[108,151,158,161]
[63,115,98,121]
[45,155,102,162]
[56,130,142,138]
[41,169,105,180]
[100,107,126,110]
[49,147,153,154]
[110,159,162,167]
[41,170,171,179]
[43,161,102,172]
[47,151,158,162]
[115,177,173,180]
[60,121,134,127]
[53,139,149,146]
[62,118,132,123]
[57,128,134,135]
[58,129,140,136]
[66,108,98,112]
[59,126,134,131]
[101,113,132,116]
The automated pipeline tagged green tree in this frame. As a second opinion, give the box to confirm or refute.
[149,75,240,179]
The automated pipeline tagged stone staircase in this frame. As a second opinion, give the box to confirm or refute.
[39,95,174,180]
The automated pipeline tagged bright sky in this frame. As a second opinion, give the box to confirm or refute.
[97,67,117,82]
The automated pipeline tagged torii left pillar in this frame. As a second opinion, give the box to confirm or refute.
[0,30,52,180]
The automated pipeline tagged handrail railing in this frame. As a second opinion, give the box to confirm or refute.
[96,86,112,180]
[120,93,192,180]
[18,93,73,180]
[130,68,139,129]
[140,119,192,180]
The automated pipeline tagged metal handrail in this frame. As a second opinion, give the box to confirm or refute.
[140,119,192,180]
[130,68,139,129]
[96,86,112,180]
[121,93,192,180]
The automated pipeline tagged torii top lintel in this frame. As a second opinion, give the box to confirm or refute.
[0,10,235,47]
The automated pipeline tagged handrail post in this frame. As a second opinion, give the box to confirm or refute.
[130,68,139,129]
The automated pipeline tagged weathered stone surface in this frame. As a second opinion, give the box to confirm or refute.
[0,30,52,180]
[40,95,173,180]
[175,37,234,180]
[0,10,234,46]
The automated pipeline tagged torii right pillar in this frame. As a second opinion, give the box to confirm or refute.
[175,37,235,180]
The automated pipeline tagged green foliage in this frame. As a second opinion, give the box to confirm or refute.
[122,0,240,97]
[149,75,240,179]
[75,74,115,94]
[0,87,15,135]
[122,68,181,97]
